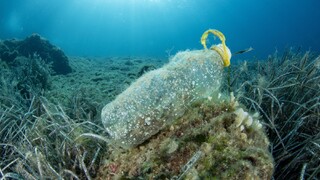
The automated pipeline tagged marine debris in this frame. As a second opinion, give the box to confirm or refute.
[99,29,273,179]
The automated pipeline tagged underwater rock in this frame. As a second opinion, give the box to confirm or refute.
[0,34,72,75]
[97,95,274,179]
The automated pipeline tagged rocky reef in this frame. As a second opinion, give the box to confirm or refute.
[97,93,274,179]
[0,34,72,75]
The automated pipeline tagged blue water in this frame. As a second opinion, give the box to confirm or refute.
[1,0,320,59]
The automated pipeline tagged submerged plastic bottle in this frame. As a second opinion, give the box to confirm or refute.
[101,29,231,148]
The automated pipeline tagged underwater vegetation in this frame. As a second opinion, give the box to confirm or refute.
[228,48,320,179]
[0,36,106,179]
[0,32,319,180]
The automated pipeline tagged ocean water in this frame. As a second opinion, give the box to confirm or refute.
[1,0,320,59]
[1,1,320,179]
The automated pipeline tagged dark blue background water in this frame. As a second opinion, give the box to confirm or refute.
[1,0,320,59]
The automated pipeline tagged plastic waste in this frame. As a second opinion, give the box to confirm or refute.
[101,29,231,148]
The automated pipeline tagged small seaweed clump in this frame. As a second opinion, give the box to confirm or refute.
[97,93,274,179]
[227,48,320,179]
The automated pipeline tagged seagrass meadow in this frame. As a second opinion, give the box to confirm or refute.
[0,44,320,179]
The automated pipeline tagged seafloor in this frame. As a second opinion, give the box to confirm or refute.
[1,35,319,179]
[48,56,167,109]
